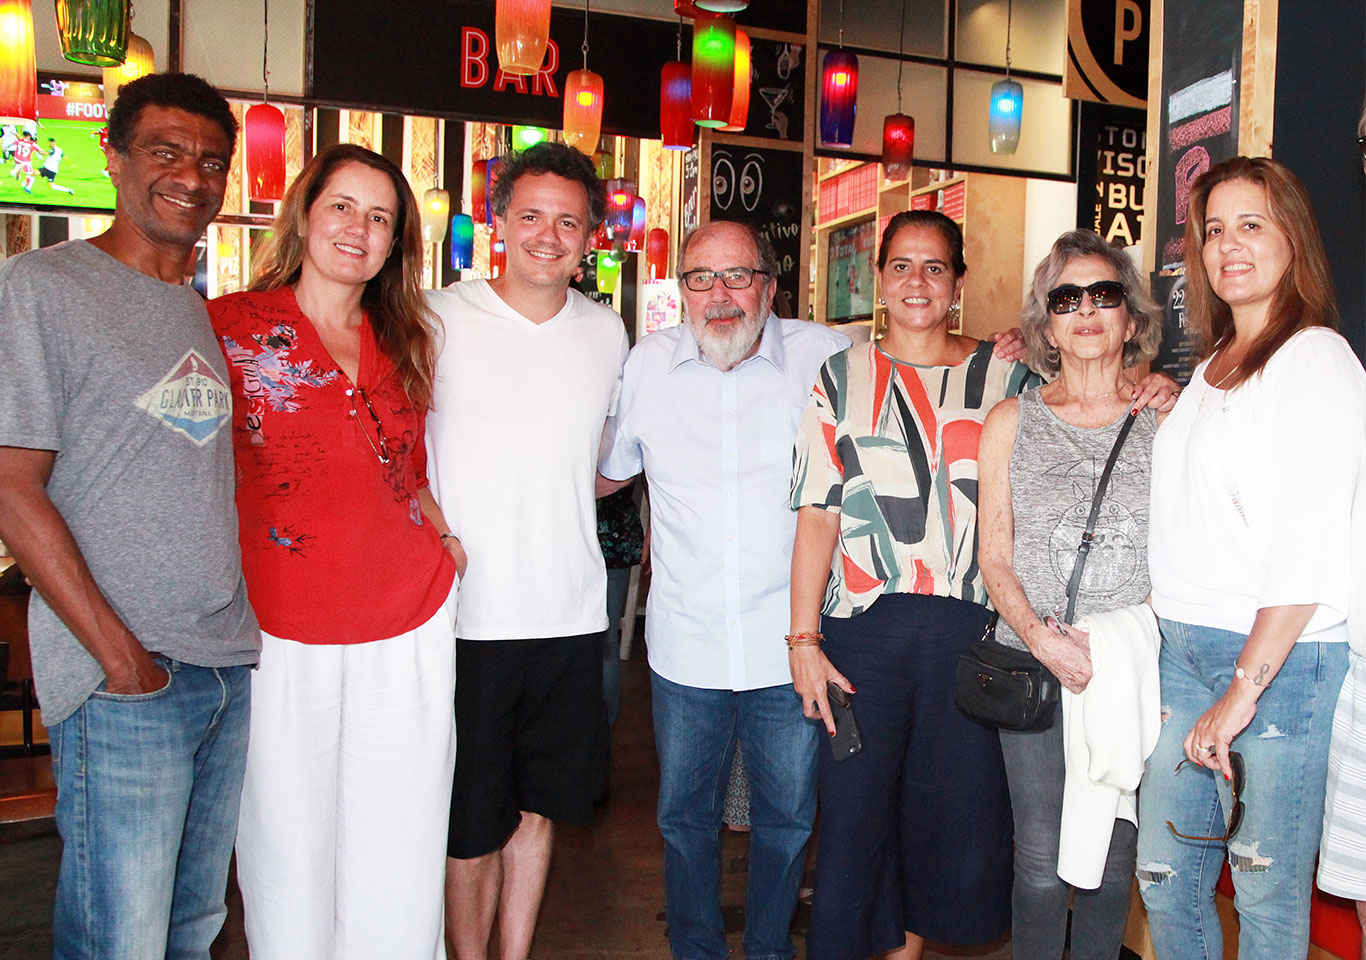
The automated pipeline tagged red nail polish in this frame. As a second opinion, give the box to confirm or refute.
[829,729,836,737]
[1224,773,1231,781]
[850,686,857,693]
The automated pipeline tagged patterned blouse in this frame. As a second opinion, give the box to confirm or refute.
[791,340,1036,618]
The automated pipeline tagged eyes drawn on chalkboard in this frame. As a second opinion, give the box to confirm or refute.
[712,152,764,214]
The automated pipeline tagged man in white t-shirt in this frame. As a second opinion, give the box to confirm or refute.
[598,221,850,960]
[425,142,628,960]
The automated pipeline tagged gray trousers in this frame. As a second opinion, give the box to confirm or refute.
[999,705,1136,960]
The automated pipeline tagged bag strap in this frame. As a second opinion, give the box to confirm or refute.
[1062,408,1140,622]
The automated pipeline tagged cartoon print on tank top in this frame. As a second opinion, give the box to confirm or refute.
[1044,455,1145,598]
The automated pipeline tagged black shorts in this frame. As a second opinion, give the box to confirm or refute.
[447,632,604,859]
[39,167,56,181]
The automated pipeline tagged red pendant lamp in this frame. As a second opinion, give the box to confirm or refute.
[646,228,669,280]
[562,2,603,156]
[591,219,612,251]
[820,1,858,148]
[495,0,552,76]
[490,226,507,276]
[605,178,636,251]
[471,160,488,224]
[719,28,751,133]
[881,1,915,180]
[659,20,692,150]
[245,104,287,201]
[626,197,647,252]
[690,12,734,128]
[0,0,37,124]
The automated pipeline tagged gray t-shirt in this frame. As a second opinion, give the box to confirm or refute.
[0,240,259,724]
[995,387,1156,651]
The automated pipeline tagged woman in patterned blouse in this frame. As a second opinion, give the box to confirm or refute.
[788,212,1175,960]
[789,211,1031,960]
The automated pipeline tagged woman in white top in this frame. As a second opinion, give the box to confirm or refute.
[1138,156,1366,960]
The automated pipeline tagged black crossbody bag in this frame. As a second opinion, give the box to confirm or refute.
[955,408,1139,732]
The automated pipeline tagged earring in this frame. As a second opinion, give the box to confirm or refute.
[877,296,886,306]
[949,302,961,326]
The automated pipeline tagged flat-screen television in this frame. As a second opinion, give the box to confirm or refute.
[825,218,876,323]
[0,76,117,215]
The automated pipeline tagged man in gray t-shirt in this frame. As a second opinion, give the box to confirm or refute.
[0,74,259,958]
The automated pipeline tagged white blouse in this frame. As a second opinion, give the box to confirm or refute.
[1149,327,1366,641]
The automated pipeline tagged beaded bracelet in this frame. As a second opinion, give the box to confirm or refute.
[785,631,824,650]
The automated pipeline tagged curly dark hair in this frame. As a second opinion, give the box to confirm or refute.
[107,73,238,156]
[489,141,606,229]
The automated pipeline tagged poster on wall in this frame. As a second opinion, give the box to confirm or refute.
[640,280,682,340]
[826,220,876,324]
[1075,101,1147,247]
[1064,0,1149,108]
[1150,0,1243,380]
[708,145,805,318]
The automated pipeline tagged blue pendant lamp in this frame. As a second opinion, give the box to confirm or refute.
[819,0,857,148]
[988,0,1023,154]
[450,214,474,270]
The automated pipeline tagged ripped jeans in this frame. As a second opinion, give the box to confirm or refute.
[1136,619,1346,960]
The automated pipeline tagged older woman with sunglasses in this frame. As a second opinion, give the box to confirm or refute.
[1137,156,1366,960]
[209,144,463,958]
[977,230,1163,960]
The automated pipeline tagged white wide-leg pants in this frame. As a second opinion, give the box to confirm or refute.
[235,589,458,960]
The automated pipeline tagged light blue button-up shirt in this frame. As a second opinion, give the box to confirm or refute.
[601,313,849,691]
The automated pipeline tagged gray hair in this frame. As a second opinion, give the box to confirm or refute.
[677,220,779,282]
[1020,230,1162,376]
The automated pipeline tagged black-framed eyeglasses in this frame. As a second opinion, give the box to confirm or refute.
[354,386,392,466]
[1046,280,1126,315]
[1166,751,1246,842]
[679,267,770,292]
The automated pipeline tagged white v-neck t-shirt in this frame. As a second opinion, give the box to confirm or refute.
[425,280,628,640]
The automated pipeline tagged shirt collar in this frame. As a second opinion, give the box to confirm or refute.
[667,312,787,375]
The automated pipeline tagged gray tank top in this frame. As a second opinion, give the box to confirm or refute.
[994,387,1157,651]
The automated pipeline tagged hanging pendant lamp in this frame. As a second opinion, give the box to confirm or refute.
[495,0,552,76]
[626,198,647,252]
[659,19,692,150]
[646,228,669,280]
[690,12,735,128]
[820,1,857,148]
[0,0,38,124]
[56,0,128,67]
[421,188,450,243]
[471,160,488,224]
[989,0,1023,154]
[672,0,701,16]
[591,220,612,252]
[101,29,152,112]
[719,28,751,133]
[490,227,507,276]
[695,0,747,10]
[562,1,603,156]
[596,251,620,294]
[484,155,505,224]
[880,0,914,180]
[450,214,475,270]
[604,178,637,247]
[243,0,285,202]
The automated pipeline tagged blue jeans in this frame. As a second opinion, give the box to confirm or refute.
[51,658,252,960]
[651,671,819,960]
[1136,620,1346,960]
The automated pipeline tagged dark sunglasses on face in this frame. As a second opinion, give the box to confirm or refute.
[1165,750,1246,843]
[1046,280,1127,315]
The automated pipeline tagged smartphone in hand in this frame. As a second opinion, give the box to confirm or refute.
[827,682,862,761]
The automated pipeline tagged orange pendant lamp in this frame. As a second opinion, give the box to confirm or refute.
[0,0,37,124]
[561,1,602,156]
[495,0,552,76]
[101,29,153,112]
[690,12,734,128]
[719,28,751,132]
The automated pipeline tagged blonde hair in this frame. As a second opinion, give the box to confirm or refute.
[251,144,439,408]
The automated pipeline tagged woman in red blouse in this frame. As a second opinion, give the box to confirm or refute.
[209,144,464,960]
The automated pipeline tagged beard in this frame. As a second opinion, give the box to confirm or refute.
[687,303,765,371]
